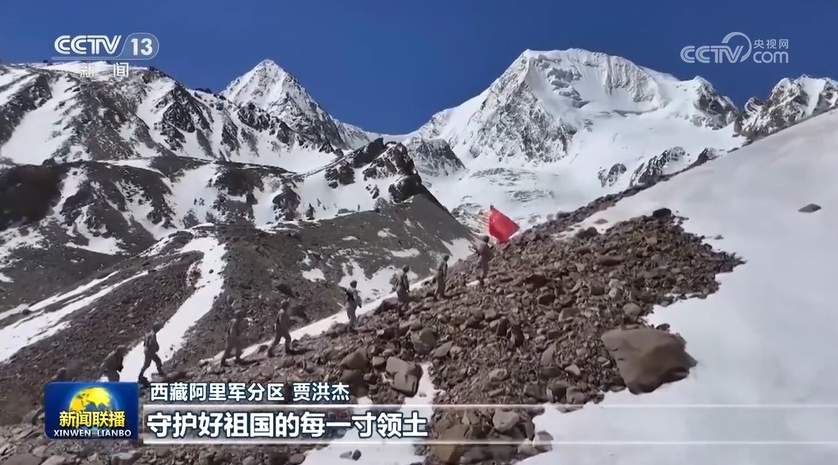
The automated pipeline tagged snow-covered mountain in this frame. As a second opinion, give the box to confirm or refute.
[735,75,838,140]
[4,48,838,317]
[409,49,744,228]
[416,49,738,163]
[222,59,371,151]
[0,61,357,169]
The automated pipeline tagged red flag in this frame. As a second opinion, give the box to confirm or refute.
[487,206,519,243]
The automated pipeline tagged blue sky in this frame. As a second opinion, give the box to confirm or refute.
[1,0,835,133]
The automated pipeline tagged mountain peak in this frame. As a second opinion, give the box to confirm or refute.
[222,59,302,112]
[222,59,370,150]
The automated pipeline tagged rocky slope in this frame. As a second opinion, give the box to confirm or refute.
[0,204,741,465]
[0,193,471,425]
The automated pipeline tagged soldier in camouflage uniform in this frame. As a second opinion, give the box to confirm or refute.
[343,280,361,331]
[267,299,294,357]
[220,300,247,366]
[139,322,166,381]
[472,235,493,287]
[394,265,410,302]
[101,346,128,382]
[435,255,449,299]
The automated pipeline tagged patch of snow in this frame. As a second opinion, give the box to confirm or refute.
[389,248,420,258]
[0,271,148,363]
[0,304,29,321]
[0,76,80,164]
[301,268,326,282]
[27,271,120,313]
[521,109,838,465]
[377,228,396,238]
[122,235,227,380]
[339,261,398,303]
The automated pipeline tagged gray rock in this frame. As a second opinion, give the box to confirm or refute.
[564,363,582,378]
[339,449,362,460]
[535,431,554,451]
[492,409,519,433]
[340,349,368,371]
[799,203,821,213]
[651,207,672,219]
[431,424,467,464]
[622,303,642,319]
[410,327,436,355]
[548,380,570,401]
[385,357,419,376]
[111,450,141,465]
[517,443,540,457]
[575,227,598,239]
[597,255,625,266]
[432,341,453,359]
[2,454,41,465]
[392,370,420,396]
[601,328,697,394]
[524,383,548,402]
[539,344,556,368]
[488,368,509,382]
[41,457,67,465]
[566,387,589,404]
[242,456,259,465]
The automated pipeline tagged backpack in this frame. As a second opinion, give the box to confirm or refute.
[344,287,356,304]
[143,332,158,352]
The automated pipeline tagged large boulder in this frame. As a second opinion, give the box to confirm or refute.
[431,424,468,464]
[385,357,419,376]
[392,370,420,396]
[340,348,369,371]
[601,328,697,394]
[492,409,520,433]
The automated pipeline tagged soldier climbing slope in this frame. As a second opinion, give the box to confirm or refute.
[343,280,361,331]
[394,265,410,311]
[100,346,128,382]
[305,204,315,220]
[139,322,166,382]
[267,299,294,357]
[435,255,449,299]
[471,235,494,287]
[220,301,247,366]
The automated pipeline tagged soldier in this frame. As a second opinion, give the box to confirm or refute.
[139,322,166,381]
[220,309,247,367]
[101,346,128,382]
[472,235,494,287]
[267,299,294,357]
[435,255,449,299]
[394,265,410,309]
[50,367,70,383]
[343,280,361,331]
[305,204,315,220]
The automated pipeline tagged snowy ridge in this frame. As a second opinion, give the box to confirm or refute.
[522,108,838,465]
[736,75,838,140]
[222,59,371,151]
[408,48,743,229]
